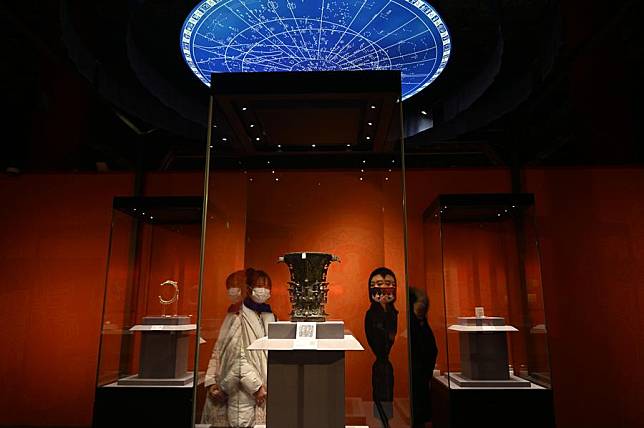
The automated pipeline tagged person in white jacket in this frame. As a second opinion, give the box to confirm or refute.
[202,269,275,427]
[201,269,246,427]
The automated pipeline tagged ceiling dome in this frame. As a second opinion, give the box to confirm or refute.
[180,0,451,100]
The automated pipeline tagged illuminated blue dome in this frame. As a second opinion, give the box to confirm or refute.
[180,0,451,100]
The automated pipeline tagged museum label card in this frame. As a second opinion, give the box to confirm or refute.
[293,322,317,349]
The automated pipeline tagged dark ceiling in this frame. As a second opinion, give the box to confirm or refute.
[1,0,642,172]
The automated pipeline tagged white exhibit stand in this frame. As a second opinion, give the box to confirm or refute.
[248,321,363,428]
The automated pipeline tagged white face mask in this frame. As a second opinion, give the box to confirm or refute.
[251,287,271,303]
[227,287,241,302]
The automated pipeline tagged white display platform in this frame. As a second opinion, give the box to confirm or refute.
[252,425,368,428]
[248,334,364,351]
[129,324,196,331]
[448,325,518,332]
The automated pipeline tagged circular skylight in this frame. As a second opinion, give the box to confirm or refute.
[180,0,451,100]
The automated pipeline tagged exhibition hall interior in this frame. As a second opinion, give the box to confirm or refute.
[0,1,642,428]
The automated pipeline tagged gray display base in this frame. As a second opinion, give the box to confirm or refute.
[117,372,193,386]
[138,331,190,378]
[448,372,531,388]
[458,316,505,326]
[142,315,191,325]
[459,331,510,380]
[268,321,344,339]
[267,350,345,428]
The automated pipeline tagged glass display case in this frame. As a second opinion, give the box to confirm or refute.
[93,196,204,428]
[423,193,554,428]
[195,70,412,428]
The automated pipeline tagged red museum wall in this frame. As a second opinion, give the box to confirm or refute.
[0,168,642,427]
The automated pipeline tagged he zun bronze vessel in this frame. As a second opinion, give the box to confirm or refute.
[278,252,340,322]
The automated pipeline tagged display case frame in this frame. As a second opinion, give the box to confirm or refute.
[195,70,413,428]
[423,193,554,428]
[93,196,205,428]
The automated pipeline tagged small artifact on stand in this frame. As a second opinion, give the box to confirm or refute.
[118,279,196,386]
[159,279,180,317]
[278,252,340,322]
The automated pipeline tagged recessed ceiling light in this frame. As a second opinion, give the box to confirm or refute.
[275,178,279,182]
[366,136,371,140]
[311,144,316,148]
[256,137,260,141]
[421,110,428,115]
[277,144,282,148]
[242,107,247,111]
[368,122,373,126]
[362,160,366,164]
[370,105,376,109]
[346,144,351,147]
[222,137,227,141]
[250,124,255,128]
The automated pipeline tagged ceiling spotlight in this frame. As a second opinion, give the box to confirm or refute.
[133,208,137,211]
[150,216,154,220]
[370,105,376,109]
[277,144,282,148]
[362,160,366,164]
[267,161,271,165]
[222,137,227,141]
[366,136,371,140]
[250,124,255,128]
[385,177,389,181]
[249,178,254,182]
[311,144,316,148]
[359,177,364,181]
[361,169,365,173]
[209,145,213,149]
[275,178,279,182]
[346,144,351,147]
[242,107,247,111]
[391,160,395,163]
[368,122,373,126]
[421,110,428,115]
[271,170,275,174]
[256,137,260,141]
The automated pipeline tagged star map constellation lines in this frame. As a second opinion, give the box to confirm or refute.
[181,0,451,99]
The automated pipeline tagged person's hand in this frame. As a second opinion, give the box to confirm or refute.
[253,385,267,405]
[208,384,228,403]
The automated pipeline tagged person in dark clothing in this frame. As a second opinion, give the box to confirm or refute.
[364,267,398,424]
[409,287,438,428]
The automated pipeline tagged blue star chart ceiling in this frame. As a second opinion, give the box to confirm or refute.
[180,0,451,100]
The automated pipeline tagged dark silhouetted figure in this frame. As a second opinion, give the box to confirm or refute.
[409,287,438,428]
[365,267,398,426]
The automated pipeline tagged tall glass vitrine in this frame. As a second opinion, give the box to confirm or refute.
[93,197,204,428]
[195,70,412,428]
[423,193,554,428]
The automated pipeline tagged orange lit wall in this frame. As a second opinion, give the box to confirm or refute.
[1,168,642,428]
[524,168,644,428]
[0,173,134,427]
